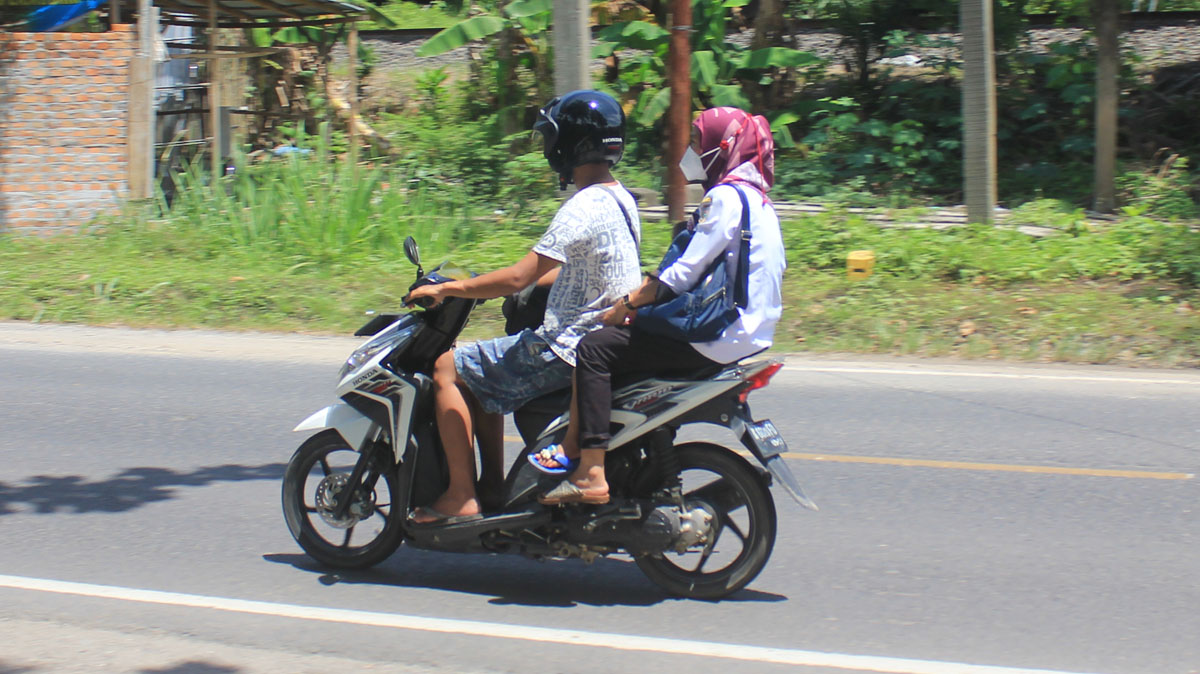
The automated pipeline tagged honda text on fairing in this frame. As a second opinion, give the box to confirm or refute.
[281,237,816,599]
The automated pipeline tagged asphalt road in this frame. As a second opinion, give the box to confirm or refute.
[0,323,1197,674]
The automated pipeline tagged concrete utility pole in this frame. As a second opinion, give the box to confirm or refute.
[1093,0,1119,213]
[961,0,997,224]
[553,0,589,94]
[127,0,155,200]
[666,0,691,223]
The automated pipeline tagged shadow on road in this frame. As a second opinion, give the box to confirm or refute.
[0,660,38,674]
[263,551,788,608]
[139,663,240,674]
[0,463,286,516]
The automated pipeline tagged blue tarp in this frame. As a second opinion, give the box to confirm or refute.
[22,0,107,32]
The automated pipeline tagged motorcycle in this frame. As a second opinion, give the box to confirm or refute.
[281,237,817,599]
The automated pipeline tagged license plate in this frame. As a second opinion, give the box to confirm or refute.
[745,419,787,457]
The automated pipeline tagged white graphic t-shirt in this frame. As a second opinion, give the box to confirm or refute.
[533,184,642,366]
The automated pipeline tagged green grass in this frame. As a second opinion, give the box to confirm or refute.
[2,146,1196,367]
[359,1,459,30]
[3,204,1197,367]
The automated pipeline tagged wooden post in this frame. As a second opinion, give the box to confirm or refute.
[1093,0,1119,213]
[109,0,121,26]
[666,0,691,223]
[348,20,358,164]
[961,0,997,224]
[127,0,154,200]
[209,0,222,183]
[552,0,589,94]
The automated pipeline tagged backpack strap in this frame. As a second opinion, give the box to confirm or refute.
[724,183,752,310]
[596,184,640,254]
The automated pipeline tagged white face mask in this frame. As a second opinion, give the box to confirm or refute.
[679,146,720,183]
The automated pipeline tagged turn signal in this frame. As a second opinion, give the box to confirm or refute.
[738,362,784,403]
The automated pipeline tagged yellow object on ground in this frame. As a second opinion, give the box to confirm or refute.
[847,250,876,279]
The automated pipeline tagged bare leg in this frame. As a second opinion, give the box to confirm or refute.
[467,390,505,509]
[414,349,480,522]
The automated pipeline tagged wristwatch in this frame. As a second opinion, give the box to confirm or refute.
[621,295,637,312]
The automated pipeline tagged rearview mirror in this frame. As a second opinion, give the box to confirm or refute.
[403,236,421,267]
[403,236,425,278]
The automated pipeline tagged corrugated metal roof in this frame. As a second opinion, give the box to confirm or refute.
[145,0,364,25]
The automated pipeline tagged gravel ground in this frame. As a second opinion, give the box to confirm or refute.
[333,19,1200,83]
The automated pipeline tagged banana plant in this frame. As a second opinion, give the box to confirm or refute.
[595,0,822,141]
[417,0,555,133]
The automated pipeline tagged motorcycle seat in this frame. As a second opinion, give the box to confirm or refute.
[516,363,727,416]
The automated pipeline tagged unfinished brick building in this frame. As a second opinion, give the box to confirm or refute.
[0,0,364,234]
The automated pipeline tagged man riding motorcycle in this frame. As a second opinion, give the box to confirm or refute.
[403,90,642,525]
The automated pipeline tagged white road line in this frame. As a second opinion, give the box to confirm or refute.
[782,365,1200,386]
[0,573,1108,674]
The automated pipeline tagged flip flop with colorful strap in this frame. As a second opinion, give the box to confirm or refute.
[526,445,578,475]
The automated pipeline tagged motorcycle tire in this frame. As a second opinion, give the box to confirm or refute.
[282,430,405,569]
[635,442,777,600]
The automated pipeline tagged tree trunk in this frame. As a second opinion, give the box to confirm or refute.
[751,0,783,50]
[1092,0,1119,213]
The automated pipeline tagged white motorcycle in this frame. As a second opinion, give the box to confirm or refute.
[282,237,816,599]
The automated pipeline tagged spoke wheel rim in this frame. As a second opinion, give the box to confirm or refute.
[300,447,393,552]
[659,466,755,578]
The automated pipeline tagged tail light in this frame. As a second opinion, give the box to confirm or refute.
[738,362,784,403]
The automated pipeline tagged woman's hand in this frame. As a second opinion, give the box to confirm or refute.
[601,297,636,327]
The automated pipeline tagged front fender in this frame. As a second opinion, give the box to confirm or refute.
[293,402,375,452]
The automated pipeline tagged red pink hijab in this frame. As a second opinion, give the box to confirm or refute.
[692,107,775,197]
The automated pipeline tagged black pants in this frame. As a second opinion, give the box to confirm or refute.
[575,326,719,449]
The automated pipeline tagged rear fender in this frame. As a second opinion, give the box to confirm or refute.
[293,403,375,452]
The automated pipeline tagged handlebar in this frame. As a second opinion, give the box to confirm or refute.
[402,293,436,309]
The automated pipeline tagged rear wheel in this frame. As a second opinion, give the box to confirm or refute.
[635,442,777,599]
[281,430,404,569]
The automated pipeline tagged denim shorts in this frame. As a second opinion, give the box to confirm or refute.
[454,329,573,415]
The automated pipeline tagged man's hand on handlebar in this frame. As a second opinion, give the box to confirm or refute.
[404,283,445,309]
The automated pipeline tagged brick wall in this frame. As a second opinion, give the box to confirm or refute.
[0,25,135,233]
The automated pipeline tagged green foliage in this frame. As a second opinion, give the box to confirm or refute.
[416,15,508,56]
[992,37,1144,203]
[781,210,1200,287]
[357,1,459,30]
[159,139,481,266]
[595,0,820,137]
[773,91,958,201]
[1117,156,1200,221]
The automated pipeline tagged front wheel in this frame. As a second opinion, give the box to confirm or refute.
[282,430,404,569]
[636,442,777,599]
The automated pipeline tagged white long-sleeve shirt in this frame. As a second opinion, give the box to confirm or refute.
[655,183,786,364]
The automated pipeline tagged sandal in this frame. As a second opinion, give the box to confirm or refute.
[408,506,484,527]
[538,479,610,506]
[526,445,578,475]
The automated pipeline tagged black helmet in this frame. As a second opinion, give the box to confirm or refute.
[533,90,625,189]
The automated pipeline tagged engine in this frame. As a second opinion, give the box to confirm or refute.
[565,500,718,556]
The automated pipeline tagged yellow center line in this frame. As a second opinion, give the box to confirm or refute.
[506,436,1193,480]
[777,452,1193,480]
